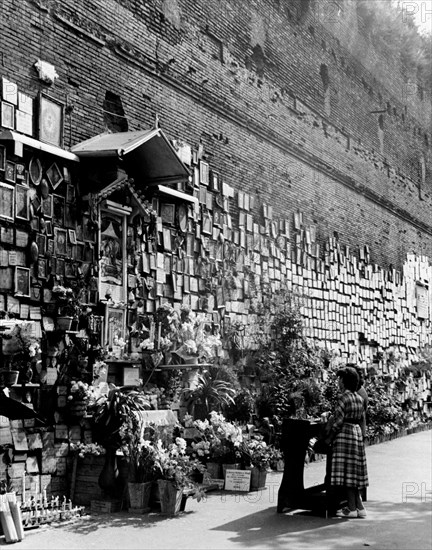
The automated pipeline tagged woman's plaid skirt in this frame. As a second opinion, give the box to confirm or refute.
[330,423,369,488]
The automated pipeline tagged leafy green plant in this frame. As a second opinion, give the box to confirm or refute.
[92,387,151,449]
[252,290,329,419]
[182,371,236,418]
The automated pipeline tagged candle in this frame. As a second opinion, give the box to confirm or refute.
[22,473,25,504]
[43,489,47,505]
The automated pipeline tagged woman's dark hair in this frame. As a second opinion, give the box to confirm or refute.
[346,362,365,389]
[336,367,359,392]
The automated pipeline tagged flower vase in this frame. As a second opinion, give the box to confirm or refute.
[157,480,183,516]
[247,466,267,491]
[98,448,119,498]
[206,462,222,480]
[128,481,152,512]
[182,356,199,390]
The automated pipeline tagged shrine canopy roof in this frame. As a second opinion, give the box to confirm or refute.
[71,127,190,191]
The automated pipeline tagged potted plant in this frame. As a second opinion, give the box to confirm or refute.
[52,285,81,331]
[120,418,158,512]
[91,387,151,498]
[241,435,277,491]
[181,371,236,420]
[153,437,205,516]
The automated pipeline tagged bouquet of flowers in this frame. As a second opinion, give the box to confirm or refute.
[191,412,243,464]
[153,437,205,496]
[241,435,278,471]
[155,305,222,362]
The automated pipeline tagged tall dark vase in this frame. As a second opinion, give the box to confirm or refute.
[98,447,120,498]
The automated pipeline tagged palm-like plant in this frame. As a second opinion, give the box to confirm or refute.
[182,371,236,418]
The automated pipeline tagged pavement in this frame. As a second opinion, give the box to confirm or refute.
[3,430,431,550]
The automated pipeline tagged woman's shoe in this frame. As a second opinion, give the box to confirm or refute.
[357,508,367,518]
[336,507,357,518]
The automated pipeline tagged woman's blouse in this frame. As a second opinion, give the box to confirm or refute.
[331,389,365,435]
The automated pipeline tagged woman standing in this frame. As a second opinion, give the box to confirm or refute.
[325,367,369,518]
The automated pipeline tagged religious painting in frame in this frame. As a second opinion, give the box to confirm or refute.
[66,183,76,203]
[15,184,29,221]
[38,93,64,148]
[46,162,64,190]
[36,233,46,256]
[0,182,14,221]
[41,196,53,219]
[105,306,126,351]
[160,203,175,225]
[4,161,16,183]
[37,258,47,280]
[14,266,30,297]
[52,194,65,226]
[82,214,96,242]
[54,227,67,256]
[99,205,129,303]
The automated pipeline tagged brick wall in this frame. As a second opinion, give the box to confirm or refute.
[0,0,431,269]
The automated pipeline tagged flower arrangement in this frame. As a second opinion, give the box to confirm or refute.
[241,435,278,471]
[68,381,98,405]
[188,412,243,464]
[120,418,159,483]
[153,437,205,495]
[154,304,222,362]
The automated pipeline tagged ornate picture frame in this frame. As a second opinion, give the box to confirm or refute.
[14,267,30,297]
[38,93,64,148]
[15,184,29,221]
[0,182,14,221]
[46,162,64,190]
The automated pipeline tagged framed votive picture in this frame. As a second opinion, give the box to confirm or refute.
[15,267,30,297]
[160,203,175,225]
[5,161,16,183]
[0,145,5,171]
[36,233,47,255]
[52,194,65,226]
[105,306,126,350]
[38,93,64,147]
[68,229,77,245]
[0,183,14,221]
[15,184,29,221]
[199,160,209,185]
[37,258,47,279]
[66,183,75,203]
[29,157,43,186]
[54,227,67,256]
[41,196,53,218]
[1,101,15,129]
[46,162,63,190]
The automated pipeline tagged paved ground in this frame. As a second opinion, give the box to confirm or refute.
[3,430,431,550]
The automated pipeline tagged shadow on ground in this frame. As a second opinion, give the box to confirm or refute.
[210,500,432,549]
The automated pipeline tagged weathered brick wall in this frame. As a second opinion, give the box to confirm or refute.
[1,0,431,269]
